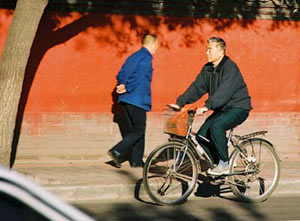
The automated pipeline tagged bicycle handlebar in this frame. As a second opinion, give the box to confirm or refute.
[166,104,197,114]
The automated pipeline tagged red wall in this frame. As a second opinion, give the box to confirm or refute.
[1,10,299,113]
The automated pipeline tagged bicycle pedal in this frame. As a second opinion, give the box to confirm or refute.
[208,174,226,179]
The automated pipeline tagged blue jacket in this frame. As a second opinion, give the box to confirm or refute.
[117,47,153,111]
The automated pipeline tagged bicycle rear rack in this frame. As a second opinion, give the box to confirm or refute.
[234,130,268,141]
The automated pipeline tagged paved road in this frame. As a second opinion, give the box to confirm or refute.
[74,194,300,221]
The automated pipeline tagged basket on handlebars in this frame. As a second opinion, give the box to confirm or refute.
[163,109,194,137]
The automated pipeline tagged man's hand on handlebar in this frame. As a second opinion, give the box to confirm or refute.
[167,104,181,111]
[196,107,209,116]
[167,104,209,115]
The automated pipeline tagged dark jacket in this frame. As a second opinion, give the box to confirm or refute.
[176,56,252,111]
[117,47,153,111]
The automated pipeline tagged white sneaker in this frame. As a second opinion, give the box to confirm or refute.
[207,164,229,176]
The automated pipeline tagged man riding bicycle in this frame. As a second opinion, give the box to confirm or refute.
[169,37,252,176]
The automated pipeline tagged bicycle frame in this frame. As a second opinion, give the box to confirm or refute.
[170,113,268,176]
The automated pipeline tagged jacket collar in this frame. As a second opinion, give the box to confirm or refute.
[141,47,153,59]
[207,56,229,72]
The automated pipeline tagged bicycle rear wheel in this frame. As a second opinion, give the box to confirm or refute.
[143,141,198,206]
[228,138,280,202]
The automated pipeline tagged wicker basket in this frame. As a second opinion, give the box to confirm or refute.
[163,109,193,137]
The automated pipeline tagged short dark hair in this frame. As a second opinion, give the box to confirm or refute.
[207,37,226,52]
[142,34,158,45]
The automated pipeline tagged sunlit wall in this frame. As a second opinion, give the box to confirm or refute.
[0,10,299,113]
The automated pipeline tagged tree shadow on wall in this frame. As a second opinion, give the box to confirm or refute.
[7,11,204,166]
[11,12,126,167]
[9,11,158,167]
[2,0,300,29]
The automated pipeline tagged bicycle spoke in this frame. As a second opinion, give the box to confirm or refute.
[162,182,188,196]
[228,138,280,202]
[174,173,195,182]
[258,177,265,195]
[158,181,171,196]
[258,141,262,163]
[143,142,198,205]
[166,147,170,170]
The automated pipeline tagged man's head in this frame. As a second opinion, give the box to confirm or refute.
[142,34,159,55]
[206,37,226,66]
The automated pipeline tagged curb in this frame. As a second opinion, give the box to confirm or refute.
[14,160,300,203]
[43,178,300,203]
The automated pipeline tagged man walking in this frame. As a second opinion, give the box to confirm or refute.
[169,37,252,175]
[108,34,159,168]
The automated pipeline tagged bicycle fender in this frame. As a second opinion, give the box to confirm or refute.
[168,137,185,144]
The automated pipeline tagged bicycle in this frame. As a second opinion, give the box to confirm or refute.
[143,107,281,206]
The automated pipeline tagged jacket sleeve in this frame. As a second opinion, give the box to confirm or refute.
[205,63,239,110]
[176,70,208,107]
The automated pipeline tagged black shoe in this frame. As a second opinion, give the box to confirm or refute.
[131,162,144,168]
[107,149,121,168]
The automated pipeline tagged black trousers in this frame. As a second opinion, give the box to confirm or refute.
[112,103,146,164]
[196,107,249,164]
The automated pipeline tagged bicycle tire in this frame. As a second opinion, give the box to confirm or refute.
[228,138,280,202]
[143,141,198,206]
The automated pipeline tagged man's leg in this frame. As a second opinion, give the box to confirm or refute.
[210,108,249,162]
[109,104,146,166]
[119,102,133,138]
[129,105,146,166]
[115,103,133,164]
[131,135,145,166]
[108,104,133,167]
[196,112,220,165]
[208,108,249,175]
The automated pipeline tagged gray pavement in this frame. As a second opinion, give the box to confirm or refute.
[12,154,300,203]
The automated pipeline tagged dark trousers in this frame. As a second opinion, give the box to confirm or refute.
[196,107,249,164]
[112,103,146,164]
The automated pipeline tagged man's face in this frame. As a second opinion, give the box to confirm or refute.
[206,42,224,63]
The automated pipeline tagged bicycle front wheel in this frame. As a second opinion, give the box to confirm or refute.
[228,138,280,202]
[143,141,198,206]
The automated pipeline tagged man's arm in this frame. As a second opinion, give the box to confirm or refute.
[116,55,140,93]
[176,71,208,107]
